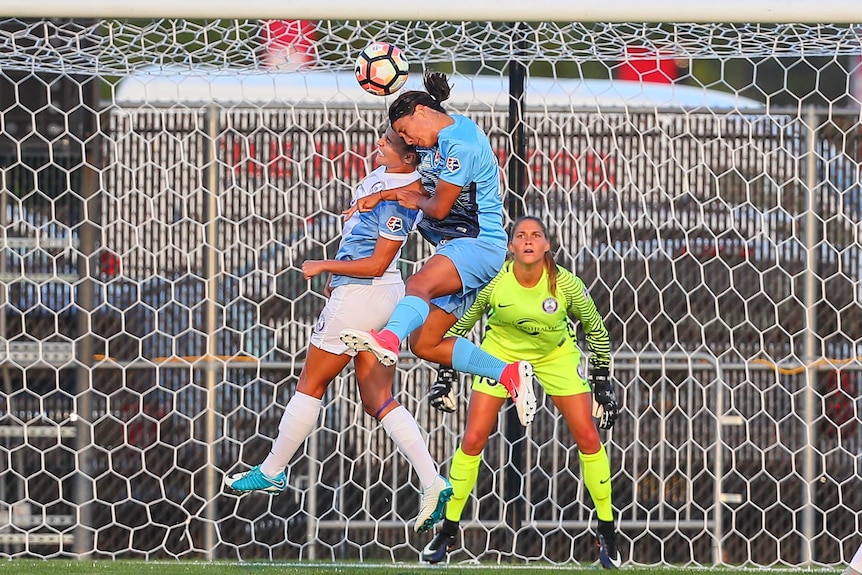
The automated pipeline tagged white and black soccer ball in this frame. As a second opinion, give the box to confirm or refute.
[355,42,409,96]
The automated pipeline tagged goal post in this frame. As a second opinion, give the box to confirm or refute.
[0,12,859,568]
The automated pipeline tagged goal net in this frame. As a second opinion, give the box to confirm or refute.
[0,14,860,567]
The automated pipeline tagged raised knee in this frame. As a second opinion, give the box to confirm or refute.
[361,397,378,418]
[404,275,431,299]
[407,335,429,358]
[408,334,448,364]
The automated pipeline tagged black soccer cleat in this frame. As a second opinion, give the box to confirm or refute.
[421,528,457,564]
[597,520,622,569]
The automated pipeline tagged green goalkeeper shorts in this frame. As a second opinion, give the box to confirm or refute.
[470,340,591,398]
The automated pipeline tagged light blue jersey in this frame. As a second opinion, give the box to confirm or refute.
[415,115,507,249]
[330,165,421,288]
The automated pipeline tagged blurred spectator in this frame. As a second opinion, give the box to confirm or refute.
[616,46,681,83]
[260,20,317,70]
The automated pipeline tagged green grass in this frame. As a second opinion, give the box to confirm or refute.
[0,561,844,575]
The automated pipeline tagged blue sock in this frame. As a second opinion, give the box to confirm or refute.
[384,296,430,341]
[451,337,507,381]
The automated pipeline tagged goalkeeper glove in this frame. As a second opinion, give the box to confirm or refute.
[429,365,458,413]
[591,368,619,430]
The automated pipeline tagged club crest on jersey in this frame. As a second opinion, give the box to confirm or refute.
[386,216,403,232]
[542,297,559,314]
[370,182,384,195]
[446,156,461,172]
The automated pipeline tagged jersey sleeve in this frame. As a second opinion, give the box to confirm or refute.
[446,269,501,337]
[354,169,383,202]
[375,203,419,242]
[559,267,611,371]
[438,139,473,188]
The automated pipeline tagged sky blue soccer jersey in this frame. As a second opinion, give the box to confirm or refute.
[415,115,506,248]
[330,165,421,288]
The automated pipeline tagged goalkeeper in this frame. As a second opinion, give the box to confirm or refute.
[422,215,622,568]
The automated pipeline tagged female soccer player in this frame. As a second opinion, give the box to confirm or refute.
[225,127,452,534]
[340,70,537,428]
[422,216,622,568]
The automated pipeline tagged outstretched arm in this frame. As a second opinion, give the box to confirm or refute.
[302,236,402,279]
[446,278,495,338]
[430,270,500,413]
[563,271,611,371]
[561,267,618,429]
[396,179,461,219]
[342,180,428,220]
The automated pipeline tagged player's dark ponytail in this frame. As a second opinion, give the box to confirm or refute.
[423,71,451,106]
[388,70,450,123]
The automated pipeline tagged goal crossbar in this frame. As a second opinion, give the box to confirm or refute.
[0,0,861,23]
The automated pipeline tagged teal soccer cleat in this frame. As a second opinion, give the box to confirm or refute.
[224,465,287,494]
[414,475,453,533]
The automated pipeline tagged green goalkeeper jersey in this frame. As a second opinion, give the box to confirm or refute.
[449,260,610,370]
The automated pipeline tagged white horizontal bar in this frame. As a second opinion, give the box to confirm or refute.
[720,493,744,504]
[0,273,79,283]
[0,426,77,437]
[0,513,76,527]
[0,238,79,249]
[0,534,74,545]
[0,340,76,366]
[0,0,859,23]
[314,519,714,529]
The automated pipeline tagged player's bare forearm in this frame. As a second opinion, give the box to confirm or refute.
[305,258,389,279]
[396,189,431,211]
[380,180,426,201]
[303,237,401,281]
[418,179,461,219]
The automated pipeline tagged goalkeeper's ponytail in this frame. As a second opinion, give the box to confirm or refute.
[544,249,558,295]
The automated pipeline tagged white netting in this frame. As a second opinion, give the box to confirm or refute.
[1,20,861,73]
[0,16,860,567]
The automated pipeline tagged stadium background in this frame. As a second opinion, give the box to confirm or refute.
[0,15,860,568]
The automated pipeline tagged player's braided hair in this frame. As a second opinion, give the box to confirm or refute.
[511,216,559,295]
[388,71,450,123]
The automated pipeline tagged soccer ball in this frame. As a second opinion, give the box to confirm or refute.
[355,42,409,96]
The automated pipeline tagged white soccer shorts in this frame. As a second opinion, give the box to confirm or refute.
[310,282,404,356]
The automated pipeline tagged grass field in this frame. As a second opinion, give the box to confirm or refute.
[0,561,844,575]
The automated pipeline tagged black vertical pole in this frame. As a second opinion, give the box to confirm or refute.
[506,26,527,223]
[504,21,528,551]
[74,45,101,558]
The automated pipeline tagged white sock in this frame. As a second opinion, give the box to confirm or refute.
[381,405,438,489]
[260,392,322,477]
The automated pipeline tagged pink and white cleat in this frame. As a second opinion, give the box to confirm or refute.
[499,361,537,426]
[339,328,400,366]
